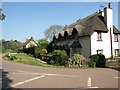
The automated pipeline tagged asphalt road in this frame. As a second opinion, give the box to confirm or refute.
[1,54,119,89]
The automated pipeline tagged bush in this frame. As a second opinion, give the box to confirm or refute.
[41,49,47,54]
[69,54,87,68]
[89,54,106,68]
[50,50,68,66]
[23,46,35,55]
[6,55,18,60]
[49,60,55,65]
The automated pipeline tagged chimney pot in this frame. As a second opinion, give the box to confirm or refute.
[108,2,111,8]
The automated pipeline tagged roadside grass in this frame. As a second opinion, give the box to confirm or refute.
[3,53,64,68]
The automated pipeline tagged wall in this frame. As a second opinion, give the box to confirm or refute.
[25,41,37,48]
[79,36,91,58]
[119,35,120,54]
[91,32,111,58]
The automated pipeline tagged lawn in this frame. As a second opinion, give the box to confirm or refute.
[3,53,63,68]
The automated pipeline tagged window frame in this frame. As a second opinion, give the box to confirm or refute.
[97,32,102,41]
[114,34,119,42]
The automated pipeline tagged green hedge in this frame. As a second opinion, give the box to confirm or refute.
[48,50,68,66]
[89,54,106,68]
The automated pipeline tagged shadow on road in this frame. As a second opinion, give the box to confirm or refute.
[1,69,13,89]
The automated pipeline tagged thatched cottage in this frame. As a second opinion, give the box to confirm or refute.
[52,3,120,58]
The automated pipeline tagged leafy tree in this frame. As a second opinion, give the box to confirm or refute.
[37,38,49,49]
[44,25,63,42]
[2,39,23,53]
[0,8,5,20]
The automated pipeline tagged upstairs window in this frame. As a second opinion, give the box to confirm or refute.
[114,34,119,42]
[97,32,102,41]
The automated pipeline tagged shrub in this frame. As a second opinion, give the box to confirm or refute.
[23,46,35,55]
[7,55,18,60]
[50,50,68,66]
[49,59,55,65]
[96,54,106,67]
[70,54,86,68]
[41,49,48,54]
[89,54,106,68]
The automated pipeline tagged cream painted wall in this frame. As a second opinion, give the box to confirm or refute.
[79,36,91,58]
[25,41,37,48]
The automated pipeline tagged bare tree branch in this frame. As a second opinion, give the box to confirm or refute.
[44,25,63,42]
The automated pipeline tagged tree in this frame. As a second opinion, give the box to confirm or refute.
[37,38,49,49]
[44,25,64,42]
[0,8,5,20]
[2,39,23,52]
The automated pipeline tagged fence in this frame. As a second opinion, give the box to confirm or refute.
[106,57,120,67]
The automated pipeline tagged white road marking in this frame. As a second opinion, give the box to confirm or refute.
[13,71,80,78]
[11,75,45,87]
[115,77,120,78]
[13,72,39,75]
[86,86,99,88]
[86,77,99,88]
[87,77,91,87]
[16,70,28,73]
[45,73,80,77]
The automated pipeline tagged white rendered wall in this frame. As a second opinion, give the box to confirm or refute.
[91,32,111,58]
[91,7,120,58]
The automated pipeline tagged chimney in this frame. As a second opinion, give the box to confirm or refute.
[104,3,113,32]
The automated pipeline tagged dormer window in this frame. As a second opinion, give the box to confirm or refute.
[114,34,119,42]
[97,32,102,41]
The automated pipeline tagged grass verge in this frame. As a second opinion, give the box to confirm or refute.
[3,53,64,68]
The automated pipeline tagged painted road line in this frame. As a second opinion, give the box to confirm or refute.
[86,86,99,88]
[115,77,120,78]
[11,75,46,87]
[87,77,91,87]
[86,77,99,88]
[44,73,80,78]
[13,72,39,75]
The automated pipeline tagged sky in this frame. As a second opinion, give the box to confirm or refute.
[2,2,119,42]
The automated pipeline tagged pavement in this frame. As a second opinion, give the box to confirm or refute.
[0,54,119,89]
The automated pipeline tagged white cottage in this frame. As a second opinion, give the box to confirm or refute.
[52,3,120,58]
[23,37,37,49]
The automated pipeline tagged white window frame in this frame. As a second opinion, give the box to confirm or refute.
[97,32,102,41]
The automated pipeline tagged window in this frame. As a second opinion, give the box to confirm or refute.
[114,49,119,57]
[97,32,102,41]
[114,34,119,42]
[97,50,103,54]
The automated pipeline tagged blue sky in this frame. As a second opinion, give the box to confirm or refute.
[2,2,118,42]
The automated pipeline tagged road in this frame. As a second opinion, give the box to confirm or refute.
[1,54,119,89]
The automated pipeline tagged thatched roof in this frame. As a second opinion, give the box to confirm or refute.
[54,12,120,39]
[113,25,120,34]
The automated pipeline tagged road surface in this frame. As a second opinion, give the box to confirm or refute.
[1,54,119,89]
